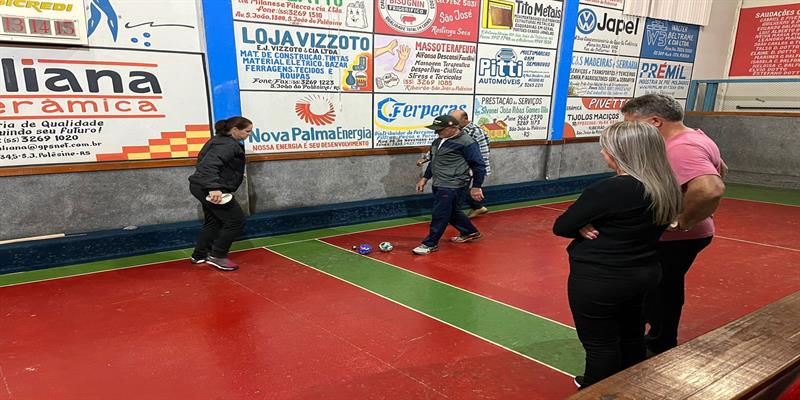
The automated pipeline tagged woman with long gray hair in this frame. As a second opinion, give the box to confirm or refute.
[553,121,682,389]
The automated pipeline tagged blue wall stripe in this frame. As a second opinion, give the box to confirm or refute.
[201,0,241,120]
[550,0,580,141]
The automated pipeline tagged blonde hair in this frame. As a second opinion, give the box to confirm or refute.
[600,121,682,225]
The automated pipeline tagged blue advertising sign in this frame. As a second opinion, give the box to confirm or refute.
[640,18,699,63]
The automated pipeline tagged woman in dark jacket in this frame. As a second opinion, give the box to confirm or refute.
[553,121,682,389]
[188,117,252,271]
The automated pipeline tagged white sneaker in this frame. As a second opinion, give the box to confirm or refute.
[412,244,439,255]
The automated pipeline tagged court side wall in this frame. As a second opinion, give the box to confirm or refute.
[685,115,800,189]
[0,145,563,241]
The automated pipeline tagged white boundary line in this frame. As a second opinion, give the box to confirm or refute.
[0,247,255,288]
[218,270,452,399]
[268,219,432,248]
[2,197,579,287]
[715,235,800,252]
[535,205,569,212]
[9,192,793,287]
[262,246,577,378]
[313,239,576,331]
[270,197,579,247]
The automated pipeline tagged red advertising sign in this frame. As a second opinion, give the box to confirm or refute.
[729,4,800,76]
[374,0,479,41]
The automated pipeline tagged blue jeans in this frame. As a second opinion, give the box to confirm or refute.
[422,186,479,247]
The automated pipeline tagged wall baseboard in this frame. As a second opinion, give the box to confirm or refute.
[0,173,610,275]
[725,171,800,190]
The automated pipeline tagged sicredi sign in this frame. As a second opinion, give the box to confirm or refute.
[0,0,87,45]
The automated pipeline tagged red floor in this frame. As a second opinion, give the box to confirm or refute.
[1,198,797,399]
[0,249,574,400]
[324,198,800,342]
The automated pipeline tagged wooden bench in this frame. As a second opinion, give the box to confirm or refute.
[567,291,800,400]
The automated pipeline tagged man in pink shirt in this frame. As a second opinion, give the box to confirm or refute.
[622,94,727,355]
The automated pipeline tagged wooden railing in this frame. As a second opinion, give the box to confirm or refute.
[567,291,800,400]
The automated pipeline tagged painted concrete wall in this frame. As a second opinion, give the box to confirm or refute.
[0,146,554,241]
[685,115,800,189]
[0,167,252,241]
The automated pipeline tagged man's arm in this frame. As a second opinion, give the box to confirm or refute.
[462,142,486,187]
[676,175,725,230]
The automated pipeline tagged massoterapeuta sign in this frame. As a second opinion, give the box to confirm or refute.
[0,0,88,45]
[0,46,210,166]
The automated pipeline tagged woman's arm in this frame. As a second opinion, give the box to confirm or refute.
[552,183,609,238]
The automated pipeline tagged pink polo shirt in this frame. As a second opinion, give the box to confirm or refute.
[661,129,724,241]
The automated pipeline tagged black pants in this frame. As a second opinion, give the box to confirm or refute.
[568,261,661,386]
[644,236,713,353]
[190,184,245,259]
[422,186,478,247]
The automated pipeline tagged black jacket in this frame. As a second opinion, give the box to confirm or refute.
[188,135,246,192]
[553,175,668,268]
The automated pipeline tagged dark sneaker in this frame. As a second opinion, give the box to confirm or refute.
[467,207,489,218]
[451,232,482,243]
[190,257,206,264]
[412,244,439,255]
[574,375,585,390]
[205,256,239,271]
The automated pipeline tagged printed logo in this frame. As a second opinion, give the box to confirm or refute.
[345,1,368,29]
[87,0,119,41]
[478,48,523,78]
[577,7,640,36]
[576,8,596,34]
[295,95,336,126]
[639,62,688,79]
[376,97,466,126]
[378,0,436,34]
[645,20,669,46]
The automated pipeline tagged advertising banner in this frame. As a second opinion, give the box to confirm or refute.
[373,94,472,147]
[233,0,373,33]
[374,0,480,42]
[574,5,643,57]
[475,43,556,95]
[640,18,699,63]
[242,91,372,152]
[373,34,476,93]
[729,3,800,76]
[0,46,210,166]
[569,52,638,97]
[564,97,626,137]
[634,58,692,98]
[235,22,372,92]
[0,0,87,45]
[580,0,623,10]
[478,0,562,49]
[474,95,550,140]
[85,0,203,52]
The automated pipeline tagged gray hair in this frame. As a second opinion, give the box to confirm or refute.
[620,94,684,122]
[600,121,682,225]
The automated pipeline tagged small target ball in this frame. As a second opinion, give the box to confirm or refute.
[379,242,394,252]
[357,244,372,255]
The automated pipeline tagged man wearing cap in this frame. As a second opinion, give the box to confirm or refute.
[413,114,487,255]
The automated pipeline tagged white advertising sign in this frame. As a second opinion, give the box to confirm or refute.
[0,46,210,166]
